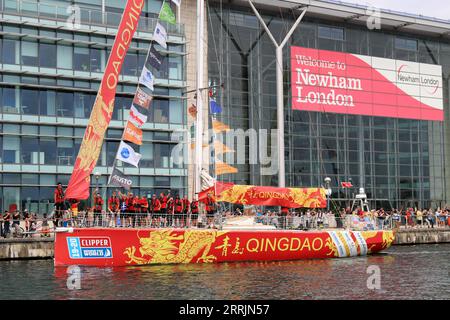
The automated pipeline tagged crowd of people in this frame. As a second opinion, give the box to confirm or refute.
[1,183,450,237]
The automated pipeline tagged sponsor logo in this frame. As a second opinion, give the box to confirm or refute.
[112,174,132,186]
[121,148,130,159]
[67,237,113,259]
[397,64,440,95]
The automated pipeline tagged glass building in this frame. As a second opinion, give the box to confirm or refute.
[208,0,450,209]
[0,0,187,213]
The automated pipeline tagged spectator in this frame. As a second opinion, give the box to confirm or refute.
[3,210,11,238]
[427,210,435,228]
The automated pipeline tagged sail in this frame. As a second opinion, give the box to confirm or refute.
[201,182,327,208]
[65,0,144,200]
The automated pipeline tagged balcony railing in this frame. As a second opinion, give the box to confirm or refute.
[0,0,184,36]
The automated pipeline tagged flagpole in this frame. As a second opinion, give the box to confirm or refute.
[194,0,205,197]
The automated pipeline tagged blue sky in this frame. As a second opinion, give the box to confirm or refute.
[344,0,450,20]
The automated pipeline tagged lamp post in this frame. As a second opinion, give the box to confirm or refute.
[324,177,332,211]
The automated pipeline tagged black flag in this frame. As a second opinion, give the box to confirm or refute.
[147,45,164,71]
[108,168,132,190]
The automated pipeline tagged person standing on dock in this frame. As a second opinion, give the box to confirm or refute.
[2,210,10,238]
[53,183,65,228]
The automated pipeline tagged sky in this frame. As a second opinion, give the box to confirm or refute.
[343,0,450,21]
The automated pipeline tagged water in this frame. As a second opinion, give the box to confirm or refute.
[0,244,449,300]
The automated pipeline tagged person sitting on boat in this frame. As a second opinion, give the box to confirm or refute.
[190,197,199,228]
[205,193,217,229]
[54,182,65,228]
[174,195,184,227]
[150,194,161,227]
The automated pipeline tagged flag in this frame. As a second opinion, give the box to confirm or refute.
[148,44,164,70]
[341,182,353,188]
[188,104,197,118]
[153,22,167,49]
[213,140,234,155]
[212,119,230,133]
[171,0,181,7]
[116,141,142,167]
[133,88,152,109]
[139,65,154,91]
[129,105,147,128]
[215,159,238,176]
[123,121,143,145]
[64,0,144,200]
[159,2,176,25]
[210,99,222,114]
[108,168,132,190]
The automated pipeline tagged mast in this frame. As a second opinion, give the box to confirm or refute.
[195,0,205,195]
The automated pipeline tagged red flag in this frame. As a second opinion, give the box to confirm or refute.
[341,182,353,188]
[64,0,144,200]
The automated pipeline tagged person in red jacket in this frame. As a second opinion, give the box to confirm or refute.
[150,194,161,227]
[140,195,149,226]
[108,191,120,227]
[182,195,190,228]
[190,197,199,228]
[174,194,184,227]
[54,183,65,228]
[205,193,216,228]
[93,191,104,226]
[166,195,174,227]
[125,192,135,227]
[280,206,289,229]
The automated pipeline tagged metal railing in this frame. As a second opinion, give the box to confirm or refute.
[0,0,185,36]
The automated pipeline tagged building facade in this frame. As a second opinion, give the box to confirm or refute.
[208,0,450,210]
[0,0,187,213]
[1,0,450,213]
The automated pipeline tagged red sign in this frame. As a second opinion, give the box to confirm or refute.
[291,46,443,121]
[54,228,394,267]
[65,0,144,200]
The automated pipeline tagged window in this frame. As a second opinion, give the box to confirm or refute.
[318,26,344,40]
[57,45,73,69]
[39,43,57,68]
[2,87,18,113]
[21,137,40,164]
[40,137,56,165]
[154,143,171,168]
[152,99,169,123]
[123,52,138,76]
[3,39,17,64]
[56,91,74,117]
[21,88,39,115]
[395,38,418,51]
[40,90,56,116]
[57,138,74,165]
[21,41,38,66]
[3,136,20,163]
[74,47,90,71]
[90,48,102,72]
[74,92,93,118]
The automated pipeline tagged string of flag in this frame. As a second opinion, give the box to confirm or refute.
[108,0,180,191]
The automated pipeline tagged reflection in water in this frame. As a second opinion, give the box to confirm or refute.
[0,244,449,300]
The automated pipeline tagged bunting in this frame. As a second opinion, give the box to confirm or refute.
[212,119,230,133]
[159,2,176,25]
[215,159,238,176]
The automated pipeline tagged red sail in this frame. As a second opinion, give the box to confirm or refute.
[65,0,144,200]
[201,182,327,208]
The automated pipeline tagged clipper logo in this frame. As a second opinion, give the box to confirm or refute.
[67,237,113,259]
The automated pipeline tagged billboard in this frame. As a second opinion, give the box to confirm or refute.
[291,46,443,121]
